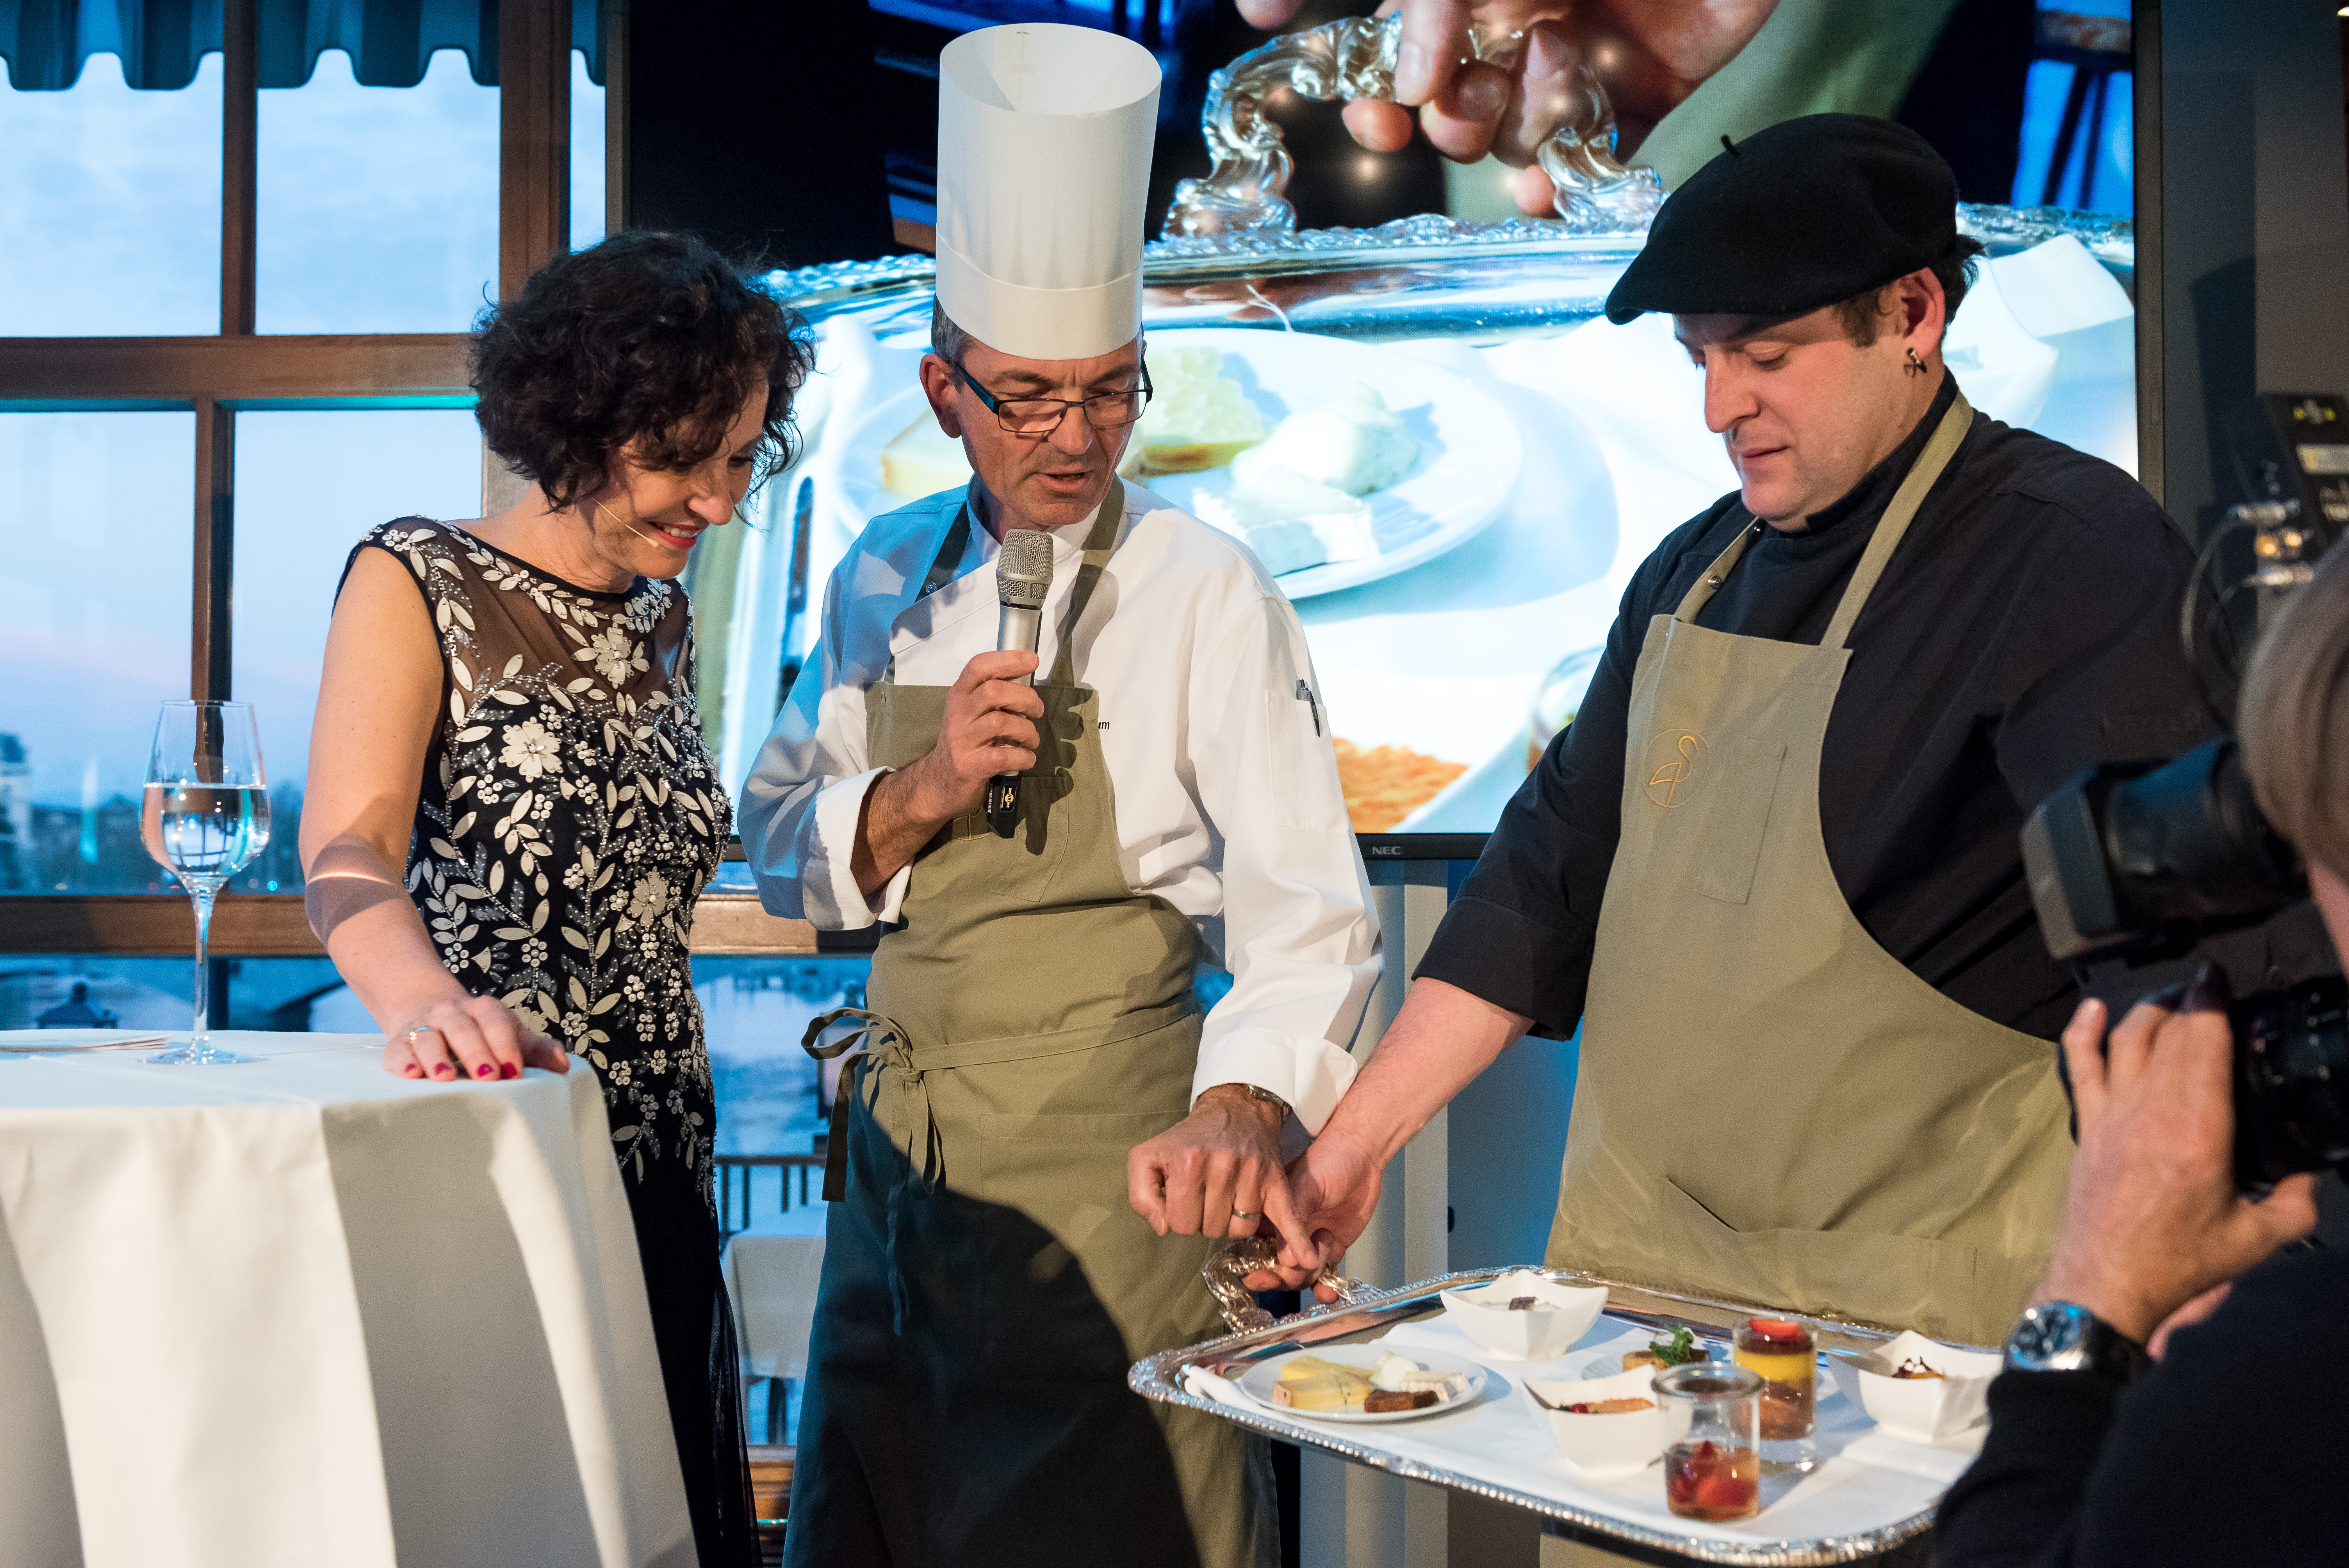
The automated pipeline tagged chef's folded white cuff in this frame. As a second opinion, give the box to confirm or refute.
[1191,1028,1359,1137]
[869,862,912,925]
[811,766,897,930]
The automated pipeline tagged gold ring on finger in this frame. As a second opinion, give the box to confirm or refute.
[1231,1208,1262,1221]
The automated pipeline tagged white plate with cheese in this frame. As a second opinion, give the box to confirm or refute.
[1233,1344,1494,1424]
[841,328,1522,599]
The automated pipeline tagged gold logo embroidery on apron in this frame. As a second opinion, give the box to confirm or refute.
[1642,728,1709,807]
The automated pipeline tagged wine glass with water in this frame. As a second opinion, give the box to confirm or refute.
[141,700,271,1065]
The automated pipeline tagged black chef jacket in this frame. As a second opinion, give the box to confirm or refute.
[1419,373,2216,1041]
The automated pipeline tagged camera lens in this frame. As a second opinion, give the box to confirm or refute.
[2232,976,2349,1189]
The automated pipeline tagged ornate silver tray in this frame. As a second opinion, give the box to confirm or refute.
[1129,1265,1976,1566]
[766,200,2130,347]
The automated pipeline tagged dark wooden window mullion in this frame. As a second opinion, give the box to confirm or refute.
[602,0,629,236]
[499,0,572,304]
[222,0,258,339]
[194,0,259,707]
[192,397,236,704]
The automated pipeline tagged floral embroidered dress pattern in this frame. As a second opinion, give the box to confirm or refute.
[357,519,732,1201]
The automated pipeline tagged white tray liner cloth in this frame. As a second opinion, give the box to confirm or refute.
[0,1030,692,1568]
[1185,1313,1980,1548]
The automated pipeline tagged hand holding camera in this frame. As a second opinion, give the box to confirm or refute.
[2037,969,2320,1347]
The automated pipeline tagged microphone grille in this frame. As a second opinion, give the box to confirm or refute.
[996,529,1055,609]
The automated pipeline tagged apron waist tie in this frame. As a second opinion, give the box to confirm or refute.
[804,1006,936,1335]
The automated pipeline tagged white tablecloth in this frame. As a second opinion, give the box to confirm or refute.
[0,1031,693,1568]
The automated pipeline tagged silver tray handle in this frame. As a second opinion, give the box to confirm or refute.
[1164,12,1665,241]
[1203,1233,1373,1334]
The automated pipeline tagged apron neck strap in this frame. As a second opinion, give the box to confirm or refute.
[1668,391,1974,648]
[1048,479,1126,687]
[919,493,977,601]
[1821,390,1972,650]
[883,499,977,684]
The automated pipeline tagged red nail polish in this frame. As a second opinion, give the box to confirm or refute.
[475,1062,496,1079]
[501,1062,519,1079]
[432,1063,454,1078]
[404,1064,422,1078]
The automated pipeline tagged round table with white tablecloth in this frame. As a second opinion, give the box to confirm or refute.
[0,1030,694,1568]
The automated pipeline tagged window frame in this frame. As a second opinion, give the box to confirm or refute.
[0,0,817,959]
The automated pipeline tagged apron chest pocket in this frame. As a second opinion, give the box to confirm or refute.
[1692,738,1788,905]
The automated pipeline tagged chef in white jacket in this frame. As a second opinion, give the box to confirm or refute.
[738,24,1378,1568]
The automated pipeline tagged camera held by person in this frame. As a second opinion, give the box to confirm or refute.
[1937,513,2349,1568]
[2021,404,2349,1191]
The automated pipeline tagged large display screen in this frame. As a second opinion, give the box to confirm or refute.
[699,3,2137,841]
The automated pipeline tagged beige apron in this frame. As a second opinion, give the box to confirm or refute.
[1547,394,2074,1347]
[784,485,1274,1568]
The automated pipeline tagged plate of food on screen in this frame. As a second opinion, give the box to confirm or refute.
[1236,1345,1492,1424]
[850,328,1522,600]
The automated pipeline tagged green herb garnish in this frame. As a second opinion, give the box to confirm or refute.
[1647,1325,1702,1367]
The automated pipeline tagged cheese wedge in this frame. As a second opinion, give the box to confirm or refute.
[1274,1355,1373,1411]
[879,413,974,497]
[1129,347,1266,474]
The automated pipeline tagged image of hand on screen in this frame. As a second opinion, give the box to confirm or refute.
[1237,0,1780,212]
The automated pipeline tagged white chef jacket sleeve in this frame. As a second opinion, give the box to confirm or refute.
[1185,583,1381,1135]
[736,567,911,928]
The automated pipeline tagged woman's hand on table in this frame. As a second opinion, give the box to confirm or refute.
[383,993,572,1082]
[2034,969,2317,1345]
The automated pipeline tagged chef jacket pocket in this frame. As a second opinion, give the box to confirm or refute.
[1691,738,1787,905]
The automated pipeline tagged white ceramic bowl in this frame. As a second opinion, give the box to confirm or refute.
[1439,1271,1608,1361]
[1830,1331,2003,1441]
[1523,1365,1666,1477]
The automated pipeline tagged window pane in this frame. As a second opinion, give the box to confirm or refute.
[230,409,485,891]
[0,414,194,894]
[0,955,188,1028]
[702,956,866,1160]
[0,52,223,335]
[257,48,497,334]
[571,49,606,251]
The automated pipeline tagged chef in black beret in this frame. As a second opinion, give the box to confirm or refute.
[1264,114,2217,1348]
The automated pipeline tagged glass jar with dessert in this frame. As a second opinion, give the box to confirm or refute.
[1654,1363,1763,1522]
[1732,1316,1818,1472]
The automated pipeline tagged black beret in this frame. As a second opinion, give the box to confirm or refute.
[1604,114,1959,326]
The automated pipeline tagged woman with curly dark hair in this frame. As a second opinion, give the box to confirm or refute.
[299,229,813,1566]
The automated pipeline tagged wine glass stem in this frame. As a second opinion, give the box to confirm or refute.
[190,880,219,1051]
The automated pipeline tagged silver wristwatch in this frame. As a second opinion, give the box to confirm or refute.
[1240,1083,1291,1119]
[2003,1301,2153,1386]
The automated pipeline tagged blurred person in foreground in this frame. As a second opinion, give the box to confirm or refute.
[299,229,813,1566]
[1935,545,2349,1568]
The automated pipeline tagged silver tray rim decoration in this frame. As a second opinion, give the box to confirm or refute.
[1128,1263,1982,1566]
[761,202,2133,327]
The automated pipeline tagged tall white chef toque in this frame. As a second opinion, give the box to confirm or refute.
[934,23,1161,362]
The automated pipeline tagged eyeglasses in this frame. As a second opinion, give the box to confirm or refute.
[950,357,1153,433]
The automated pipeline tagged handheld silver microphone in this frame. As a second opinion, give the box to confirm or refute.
[986,529,1056,839]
